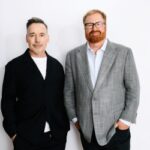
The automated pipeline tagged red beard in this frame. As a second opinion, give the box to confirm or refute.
[86,30,106,43]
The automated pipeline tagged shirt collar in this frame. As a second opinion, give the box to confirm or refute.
[87,38,108,53]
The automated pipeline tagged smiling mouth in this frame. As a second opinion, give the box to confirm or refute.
[91,31,101,34]
[33,45,42,48]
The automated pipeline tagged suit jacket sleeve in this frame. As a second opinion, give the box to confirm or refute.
[1,63,17,137]
[64,52,77,121]
[120,49,140,123]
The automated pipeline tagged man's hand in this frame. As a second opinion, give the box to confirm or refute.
[115,120,129,130]
[11,134,17,142]
[74,121,80,130]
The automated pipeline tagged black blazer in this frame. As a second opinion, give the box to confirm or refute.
[1,49,70,144]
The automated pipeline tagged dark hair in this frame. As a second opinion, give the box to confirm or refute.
[26,17,48,29]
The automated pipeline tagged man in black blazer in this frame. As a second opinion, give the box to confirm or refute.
[1,17,70,150]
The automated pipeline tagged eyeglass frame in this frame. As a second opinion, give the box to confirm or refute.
[84,21,106,29]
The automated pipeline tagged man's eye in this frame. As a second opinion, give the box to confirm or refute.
[40,34,45,37]
[87,24,93,27]
[29,34,35,37]
[96,23,100,25]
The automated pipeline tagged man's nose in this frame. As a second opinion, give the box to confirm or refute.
[35,36,40,43]
[92,24,97,30]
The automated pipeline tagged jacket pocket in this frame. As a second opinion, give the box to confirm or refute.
[113,108,123,122]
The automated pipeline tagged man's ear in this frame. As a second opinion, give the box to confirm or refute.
[26,34,28,43]
[47,34,50,43]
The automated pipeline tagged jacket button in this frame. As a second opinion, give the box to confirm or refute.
[49,134,52,138]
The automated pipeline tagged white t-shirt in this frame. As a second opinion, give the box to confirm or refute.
[32,56,50,132]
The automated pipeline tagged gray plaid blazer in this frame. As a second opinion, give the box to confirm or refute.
[64,40,140,145]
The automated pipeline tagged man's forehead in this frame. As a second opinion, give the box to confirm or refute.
[27,23,47,31]
[85,13,104,22]
[27,27,47,35]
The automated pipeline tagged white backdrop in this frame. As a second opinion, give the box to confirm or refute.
[0,0,150,150]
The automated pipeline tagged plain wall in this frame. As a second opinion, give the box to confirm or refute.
[0,0,150,149]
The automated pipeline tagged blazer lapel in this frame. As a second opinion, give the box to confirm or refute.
[45,55,54,81]
[94,41,117,91]
[23,49,46,82]
[77,44,93,92]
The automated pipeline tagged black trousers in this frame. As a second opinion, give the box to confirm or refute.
[80,128,130,150]
[13,132,67,150]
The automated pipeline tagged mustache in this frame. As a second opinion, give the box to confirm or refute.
[89,30,101,35]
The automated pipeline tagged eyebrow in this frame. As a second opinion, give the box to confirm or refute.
[28,32,46,35]
[85,21,105,24]
[28,32,35,35]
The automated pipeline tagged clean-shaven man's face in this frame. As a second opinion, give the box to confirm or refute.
[84,13,106,44]
[26,23,49,57]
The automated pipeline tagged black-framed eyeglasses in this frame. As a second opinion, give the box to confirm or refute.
[84,21,105,29]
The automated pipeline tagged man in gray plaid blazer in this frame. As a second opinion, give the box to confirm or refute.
[64,9,140,150]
